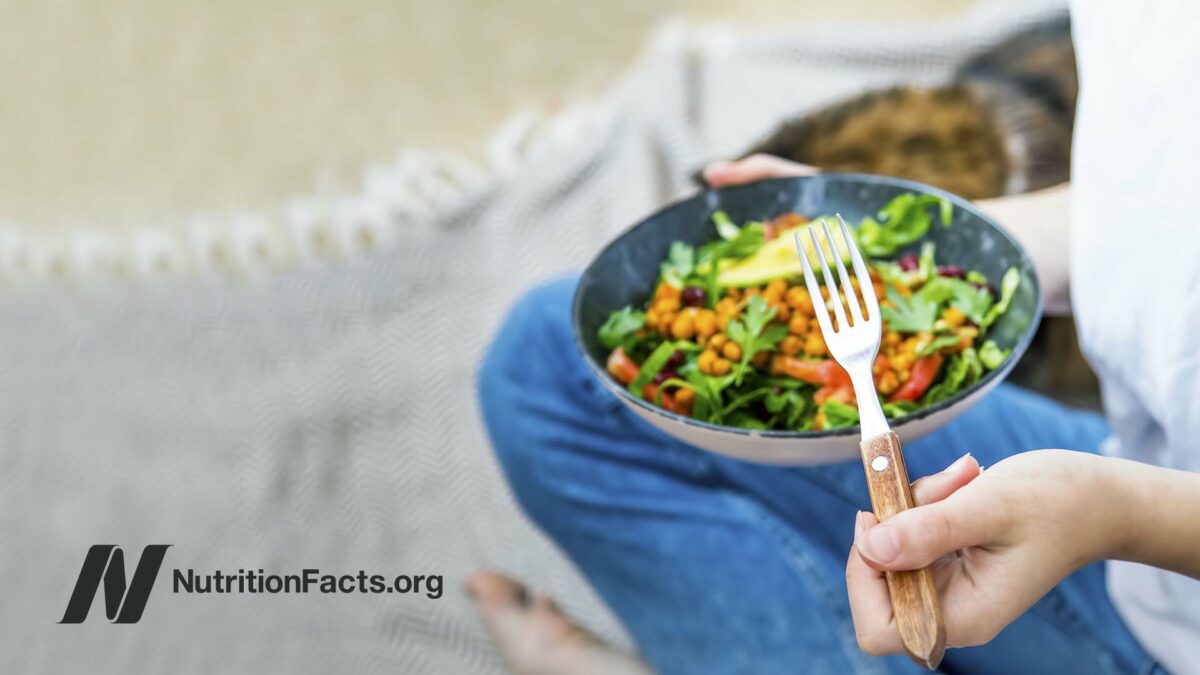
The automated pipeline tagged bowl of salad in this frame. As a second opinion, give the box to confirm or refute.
[572,174,1040,464]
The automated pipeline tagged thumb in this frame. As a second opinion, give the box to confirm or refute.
[855,484,1005,571]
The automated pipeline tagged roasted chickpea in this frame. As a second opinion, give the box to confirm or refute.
[710,357,732,376]
[698,349,718,374]
[877,371,899,395]
[694,309,717,338]
[674,387,695,407]
[779,335,804,356]
[655,296,681,314]
[709,333,728,350]
[804,331,827,357]
[788,313,808,335]
[654,283,681,301]
[942,307,967,329]
[721,341,743,361]
[715,297,739,316]
[671,313,696,340]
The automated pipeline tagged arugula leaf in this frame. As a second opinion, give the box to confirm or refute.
[682,370,734,424]
[961,346,984,384]
[918,332,964,357]
[659,242,695,287]
[725,295,787,385]
[923,353,970,405]
[628,341,694,396]
[881,401,919,418]
[979,340,1010,370]
[698,222,765,263]
[765,388,808,429]
[712,210,742,241]
[598,306,646,350]
[981,267,1020,328]
[880,286,938,333]
[820,400,860,429]
[920,276,994,325]
[726,412,771,430]
[697,215,766,307]
[917,242,937,283]
[855,194,952,256]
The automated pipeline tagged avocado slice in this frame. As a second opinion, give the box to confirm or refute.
[717,218,852,288]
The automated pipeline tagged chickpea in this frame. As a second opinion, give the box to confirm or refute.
[722,341,743,361]
[774,303,791,322]
[653,283,680,302]
[942,307,967,329]
[882,331,901,347]
[674,387,695,407]
[763,279,787,305]
[694,309,717,339]
[877,371,899,395]
[890,353,912,372]
[715,297,739,316]
[671,313,696,340]
[655,296,681,314]
[710,357,732,376]
[698,349,718,374]
[657,312,677,334]
[804,332,827,357]
[873,281,887,301]
[788,313,809,335]
[646,308,660,326]
[709,333,728,350]
[784,286,804,307]
[779,335,804,356]
[716,314,730,331]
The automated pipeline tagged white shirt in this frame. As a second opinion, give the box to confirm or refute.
[1070,2,1200,673]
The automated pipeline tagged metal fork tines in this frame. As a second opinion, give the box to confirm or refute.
[792,215,888,438]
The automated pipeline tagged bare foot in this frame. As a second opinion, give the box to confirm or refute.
[466,570,651,675]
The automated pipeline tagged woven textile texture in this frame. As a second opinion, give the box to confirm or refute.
[2,3,1063,672]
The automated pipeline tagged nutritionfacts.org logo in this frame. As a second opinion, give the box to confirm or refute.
[59,544,443,624]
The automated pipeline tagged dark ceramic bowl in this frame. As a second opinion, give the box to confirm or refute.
[573,174,1041,464]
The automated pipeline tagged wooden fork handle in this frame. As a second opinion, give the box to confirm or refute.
[860,431,946,670]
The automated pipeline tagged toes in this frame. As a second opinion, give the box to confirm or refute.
[466,570,530,607]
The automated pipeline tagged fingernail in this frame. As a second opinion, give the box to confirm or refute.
[944,452,972,473]
[854,510,866,536]
[861,525,900,564]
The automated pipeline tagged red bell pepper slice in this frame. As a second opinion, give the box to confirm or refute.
[772,356,851,388]
[607,347,640,386]
[889,354,944,403]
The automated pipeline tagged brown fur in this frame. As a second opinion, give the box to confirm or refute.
[744,16,1076,200]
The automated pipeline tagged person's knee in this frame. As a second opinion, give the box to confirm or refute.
[477,276,587,500]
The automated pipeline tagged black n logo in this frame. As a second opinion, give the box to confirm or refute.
[59,545,171,624]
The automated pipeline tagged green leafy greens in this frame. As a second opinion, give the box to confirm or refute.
[856,194,952,257]
[598,306,646,351]
[725,295,788,385]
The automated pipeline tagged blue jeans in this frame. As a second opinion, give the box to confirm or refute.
[477,276,1161,675]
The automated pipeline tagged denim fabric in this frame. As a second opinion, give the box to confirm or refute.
[477,275,1163,675]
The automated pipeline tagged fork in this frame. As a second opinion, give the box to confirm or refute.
[794,216,946,670]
